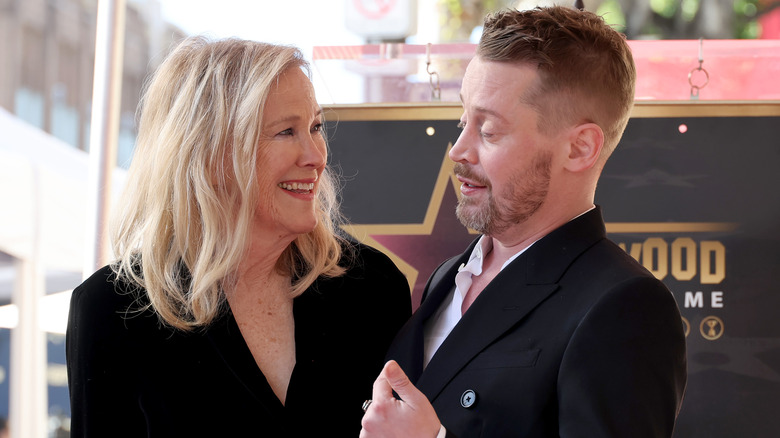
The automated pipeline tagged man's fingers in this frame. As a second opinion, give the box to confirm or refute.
[382,360,426,407]
[372,362,395,402]
[362,361,442,438]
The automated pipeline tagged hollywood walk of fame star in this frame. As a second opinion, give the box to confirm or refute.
[342,145,477,309]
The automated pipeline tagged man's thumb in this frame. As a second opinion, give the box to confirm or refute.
[383,360,419,402]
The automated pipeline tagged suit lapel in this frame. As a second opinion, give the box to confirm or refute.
[389,240,479,382]
[417,259,558,401]
[416,208,608,401]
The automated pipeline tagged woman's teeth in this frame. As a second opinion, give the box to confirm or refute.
[278,182,314,192]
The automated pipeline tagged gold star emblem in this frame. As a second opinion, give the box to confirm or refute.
[342,144,477,307]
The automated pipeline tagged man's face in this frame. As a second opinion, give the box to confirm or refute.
[450,57,559,237]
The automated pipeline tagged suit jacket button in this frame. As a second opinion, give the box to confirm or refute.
[460,389,476,408]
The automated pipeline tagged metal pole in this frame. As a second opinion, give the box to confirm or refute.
[9,169,46,438]
[84,0,126,277]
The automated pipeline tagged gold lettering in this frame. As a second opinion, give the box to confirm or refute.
[642,238,668,280]
[700,241,726,284]
[617,238,725,284]
[671,238,697,281]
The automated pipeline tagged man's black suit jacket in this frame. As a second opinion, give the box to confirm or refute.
[386,207,687,437]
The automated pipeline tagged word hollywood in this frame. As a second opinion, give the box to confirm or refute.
[617,237,725,284]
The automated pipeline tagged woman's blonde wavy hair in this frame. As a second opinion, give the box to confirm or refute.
[111,36,347,331]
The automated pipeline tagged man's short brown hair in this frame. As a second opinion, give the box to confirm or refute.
[478,6,636,156]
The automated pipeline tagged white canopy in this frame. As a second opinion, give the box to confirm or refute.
[0,106,126,309]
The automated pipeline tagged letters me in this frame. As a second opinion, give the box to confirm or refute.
[683,291,724,308]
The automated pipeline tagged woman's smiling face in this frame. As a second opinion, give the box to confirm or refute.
[254,67,327,239]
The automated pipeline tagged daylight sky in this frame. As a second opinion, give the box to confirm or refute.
[158,0,364,60]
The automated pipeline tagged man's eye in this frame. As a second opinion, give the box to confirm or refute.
[312,123,323,132]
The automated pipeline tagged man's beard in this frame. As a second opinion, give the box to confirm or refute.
[455,150,552,236]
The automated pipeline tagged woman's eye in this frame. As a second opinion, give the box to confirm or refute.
[278,128,293,136]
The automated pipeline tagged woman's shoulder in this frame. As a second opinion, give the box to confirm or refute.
[69,264,151,326]
[67,265,169,385]
[317,238,412,334]
[340,239,403,279]
[325,239,411,304]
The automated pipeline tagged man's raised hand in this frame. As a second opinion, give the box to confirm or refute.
[360,360,441,438]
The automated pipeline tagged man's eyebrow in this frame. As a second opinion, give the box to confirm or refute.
[474,105,508,123]
[459,93,509,123]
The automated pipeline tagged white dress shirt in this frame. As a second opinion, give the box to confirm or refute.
[422,235,530,368]
[424,235,529,438]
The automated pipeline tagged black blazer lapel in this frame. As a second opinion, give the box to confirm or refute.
[387,239,479,383]
[417,208,608,402]
[205,311,286,417]
[416,258,559,401]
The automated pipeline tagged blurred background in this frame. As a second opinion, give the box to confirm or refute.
[0,0,778,436]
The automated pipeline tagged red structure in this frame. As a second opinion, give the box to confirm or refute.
[313,40,780,103]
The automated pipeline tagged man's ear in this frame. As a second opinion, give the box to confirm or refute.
[564,123,604,172]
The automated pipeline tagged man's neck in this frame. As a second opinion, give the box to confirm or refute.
[486,204,594,267]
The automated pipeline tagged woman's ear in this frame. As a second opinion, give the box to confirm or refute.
[564,123,604,172]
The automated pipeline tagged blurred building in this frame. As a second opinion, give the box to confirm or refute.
[0,0,186,168]
[0,2,185,435]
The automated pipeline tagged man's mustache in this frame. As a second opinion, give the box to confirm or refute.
[454,163,490,188]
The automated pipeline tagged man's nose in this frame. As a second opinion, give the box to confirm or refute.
[449,128,476,164]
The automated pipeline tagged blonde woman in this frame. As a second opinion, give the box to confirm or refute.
[66,36,411,437]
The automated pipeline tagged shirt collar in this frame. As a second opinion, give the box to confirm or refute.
[465,206,595,272]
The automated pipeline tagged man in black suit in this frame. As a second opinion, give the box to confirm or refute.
[360,5,687,438]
